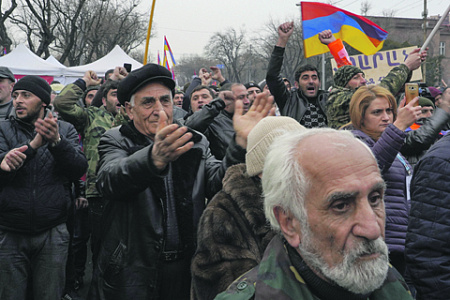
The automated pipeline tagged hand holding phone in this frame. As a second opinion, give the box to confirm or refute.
[405,83,419,106]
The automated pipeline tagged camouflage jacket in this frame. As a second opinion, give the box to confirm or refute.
[54,82,114,199]
[216,235,413,300]
[327,64,411,129]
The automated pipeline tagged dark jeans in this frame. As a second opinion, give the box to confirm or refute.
[73,205,90,279]
[0,224,69,300]
[88,197,107,265]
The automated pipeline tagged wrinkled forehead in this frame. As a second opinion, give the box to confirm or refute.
[298,134,378,174]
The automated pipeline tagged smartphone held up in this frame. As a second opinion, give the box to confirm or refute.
[405,83,419,106]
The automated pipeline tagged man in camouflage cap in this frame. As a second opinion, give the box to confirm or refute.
[217,128,413,300]
[327,48,428,129]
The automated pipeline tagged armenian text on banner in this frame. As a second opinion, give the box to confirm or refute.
[330,46,422,84]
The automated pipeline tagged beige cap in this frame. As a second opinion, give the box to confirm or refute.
[246,116,305,176]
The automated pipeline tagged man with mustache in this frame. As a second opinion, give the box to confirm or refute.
[89,63,275,299]
[217,128,413,300]
[0,75,87,299]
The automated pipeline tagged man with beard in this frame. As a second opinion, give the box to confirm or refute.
[217,128,413,300]
[266,22,328,128]
[53,70,118,275]
[0,76,87,299]
[89,63,274,299]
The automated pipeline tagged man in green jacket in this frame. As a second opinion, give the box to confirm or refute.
[53,69,124,268]
[217,128,413,300]
[327,48,427,129]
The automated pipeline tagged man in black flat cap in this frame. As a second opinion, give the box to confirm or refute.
[88,63,275,300]
[0,75,87,299]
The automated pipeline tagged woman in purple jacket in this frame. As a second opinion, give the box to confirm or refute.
[347,85,421,276]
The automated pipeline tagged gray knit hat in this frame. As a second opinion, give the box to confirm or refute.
[246,116,305,176]
[333,65,364,88]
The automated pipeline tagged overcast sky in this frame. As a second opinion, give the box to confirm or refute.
[140,0,448,62]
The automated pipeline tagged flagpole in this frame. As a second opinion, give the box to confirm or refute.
[420,3,450,53]
[321,53,325,90]
[143,0,157,64]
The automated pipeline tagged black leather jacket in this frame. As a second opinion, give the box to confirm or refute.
[266,46,328,126]
[401,107,450,168]
[90,121,245,299]
[184,98,233,160]
[0,116,87,234]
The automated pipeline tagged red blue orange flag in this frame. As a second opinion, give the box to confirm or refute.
[157,51,161,65]
[164,36,176,65]
[163,50,171,72]
[301,2,388,58]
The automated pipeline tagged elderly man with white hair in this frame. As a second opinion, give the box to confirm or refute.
[216,128,413,300]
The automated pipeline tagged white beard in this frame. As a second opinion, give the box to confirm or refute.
[299,232,389,295]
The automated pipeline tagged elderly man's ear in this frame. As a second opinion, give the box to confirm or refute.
[274,206,302,248]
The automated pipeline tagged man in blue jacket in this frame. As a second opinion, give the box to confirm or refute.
[0,75,88,299]
[406,130,450,299]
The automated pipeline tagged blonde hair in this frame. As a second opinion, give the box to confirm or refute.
[349,85,397,140]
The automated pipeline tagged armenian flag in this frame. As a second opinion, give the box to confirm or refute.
[163,50,170,71]
[301,2,388,58]
[157,51,161,65]
[164,36,176,65]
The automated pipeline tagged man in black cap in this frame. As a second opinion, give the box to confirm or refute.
[0,66,15,119]
[245,81,261,107]
[88,63,275,299]
[0,75,88,299]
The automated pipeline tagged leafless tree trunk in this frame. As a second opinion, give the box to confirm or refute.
[205,28,249,83]
[0,0,17,54]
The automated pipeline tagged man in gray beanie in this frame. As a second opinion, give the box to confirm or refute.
[0,75,88,299]
[191,116,305,300]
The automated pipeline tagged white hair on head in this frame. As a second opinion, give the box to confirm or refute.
[263,128,375,231]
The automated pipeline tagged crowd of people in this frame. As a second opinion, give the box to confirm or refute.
[0,20,448,300]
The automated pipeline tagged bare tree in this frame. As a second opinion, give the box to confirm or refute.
[174,55,220,87]
[7,0,147,65]
[51,0,86,64]
[360,1,372,16]
[252,19,323,85]
[10,0,60,57]
[382,9,396,18]
[0,0,17,54]
[205,28,249,83]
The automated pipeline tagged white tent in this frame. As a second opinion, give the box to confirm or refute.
[46,55,67,68]
[64,45,143,79]
[0,43,66,77]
